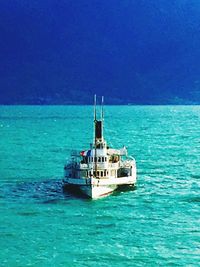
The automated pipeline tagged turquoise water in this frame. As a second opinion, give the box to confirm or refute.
[0,105,200,266]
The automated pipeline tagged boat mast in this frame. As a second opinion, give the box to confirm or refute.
[93,95,104,179]
[101,96,104,139]
[93,95,97,178]
[94,94,97,145]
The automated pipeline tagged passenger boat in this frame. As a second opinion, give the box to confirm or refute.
[63,96,137,199]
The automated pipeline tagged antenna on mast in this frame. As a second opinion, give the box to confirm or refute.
[101,96,104,121]
[94,94,97,122]
[101,96,104,139]
[93,94,97,148]
[93,94,97,178]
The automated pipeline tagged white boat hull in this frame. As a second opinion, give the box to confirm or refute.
[63,176,136,199]
[80,184,117,198]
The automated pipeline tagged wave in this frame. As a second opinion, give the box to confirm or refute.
[0,179,74,204]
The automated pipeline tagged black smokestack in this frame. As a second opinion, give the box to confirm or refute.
[95,120,102,139]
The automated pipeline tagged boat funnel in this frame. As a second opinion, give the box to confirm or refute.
[94,95,104,144]
[95,120,102,139]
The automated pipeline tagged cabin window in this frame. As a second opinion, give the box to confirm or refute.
[104,170,107,176]
[102,157,104,162]
[105,157,107,162]
[101,171,103,177]
[98,157,101,162]
[94,157,97,162]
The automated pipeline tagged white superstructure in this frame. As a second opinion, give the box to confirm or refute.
[63,96,137,199]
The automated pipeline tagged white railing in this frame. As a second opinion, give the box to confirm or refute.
[79,163,89,169]
[77,159,135,170]
[108,162,120,168]
[79,162,108,169]
[120,159,136,168]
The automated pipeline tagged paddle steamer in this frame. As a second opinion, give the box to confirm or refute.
[63,96,137,198]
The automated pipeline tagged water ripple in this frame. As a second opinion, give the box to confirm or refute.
[0,179,72,204]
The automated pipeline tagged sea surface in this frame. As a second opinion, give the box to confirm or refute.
[0,105,199,267]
